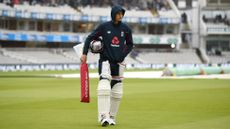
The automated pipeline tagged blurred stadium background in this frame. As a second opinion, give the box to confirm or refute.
[0,0,229,72]
[1,0,230,129]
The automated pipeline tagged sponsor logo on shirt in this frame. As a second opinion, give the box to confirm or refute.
[111,36,120,47]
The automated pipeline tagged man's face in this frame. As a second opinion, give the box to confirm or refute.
[115,11,123,22]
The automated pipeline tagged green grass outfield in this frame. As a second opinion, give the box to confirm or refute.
[0,72,230,129]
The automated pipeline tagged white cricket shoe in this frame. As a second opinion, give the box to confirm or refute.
[101,118,109,127]
[109,118,116,125]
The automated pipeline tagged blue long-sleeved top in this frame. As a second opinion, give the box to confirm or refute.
[83,5,133,63]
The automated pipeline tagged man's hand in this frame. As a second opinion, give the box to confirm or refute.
[80,54,87,64]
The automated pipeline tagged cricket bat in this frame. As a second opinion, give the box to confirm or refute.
[73,43,90,103]
[80,63,90,103]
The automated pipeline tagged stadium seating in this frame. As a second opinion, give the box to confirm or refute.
[158,10,177,18]
[79,7,110,16]
[13,4,78,15]
[0,53,29,64]
[0,48,205,64]
[0,48,141,64]
[79,6,155,17]
[136,49,202,64]
[0,48,76,64]
[2,1,222,67]
[0,48,36,64]
[1,2,176,18]
[122,9,155,17]
[208,52,230,64]
[16,50,76,64]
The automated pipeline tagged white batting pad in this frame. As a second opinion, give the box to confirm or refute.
[100,61,111,80]
[97,79,111,121]
[110,82,123,118]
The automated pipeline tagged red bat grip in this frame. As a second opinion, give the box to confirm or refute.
[80,63,90,103]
